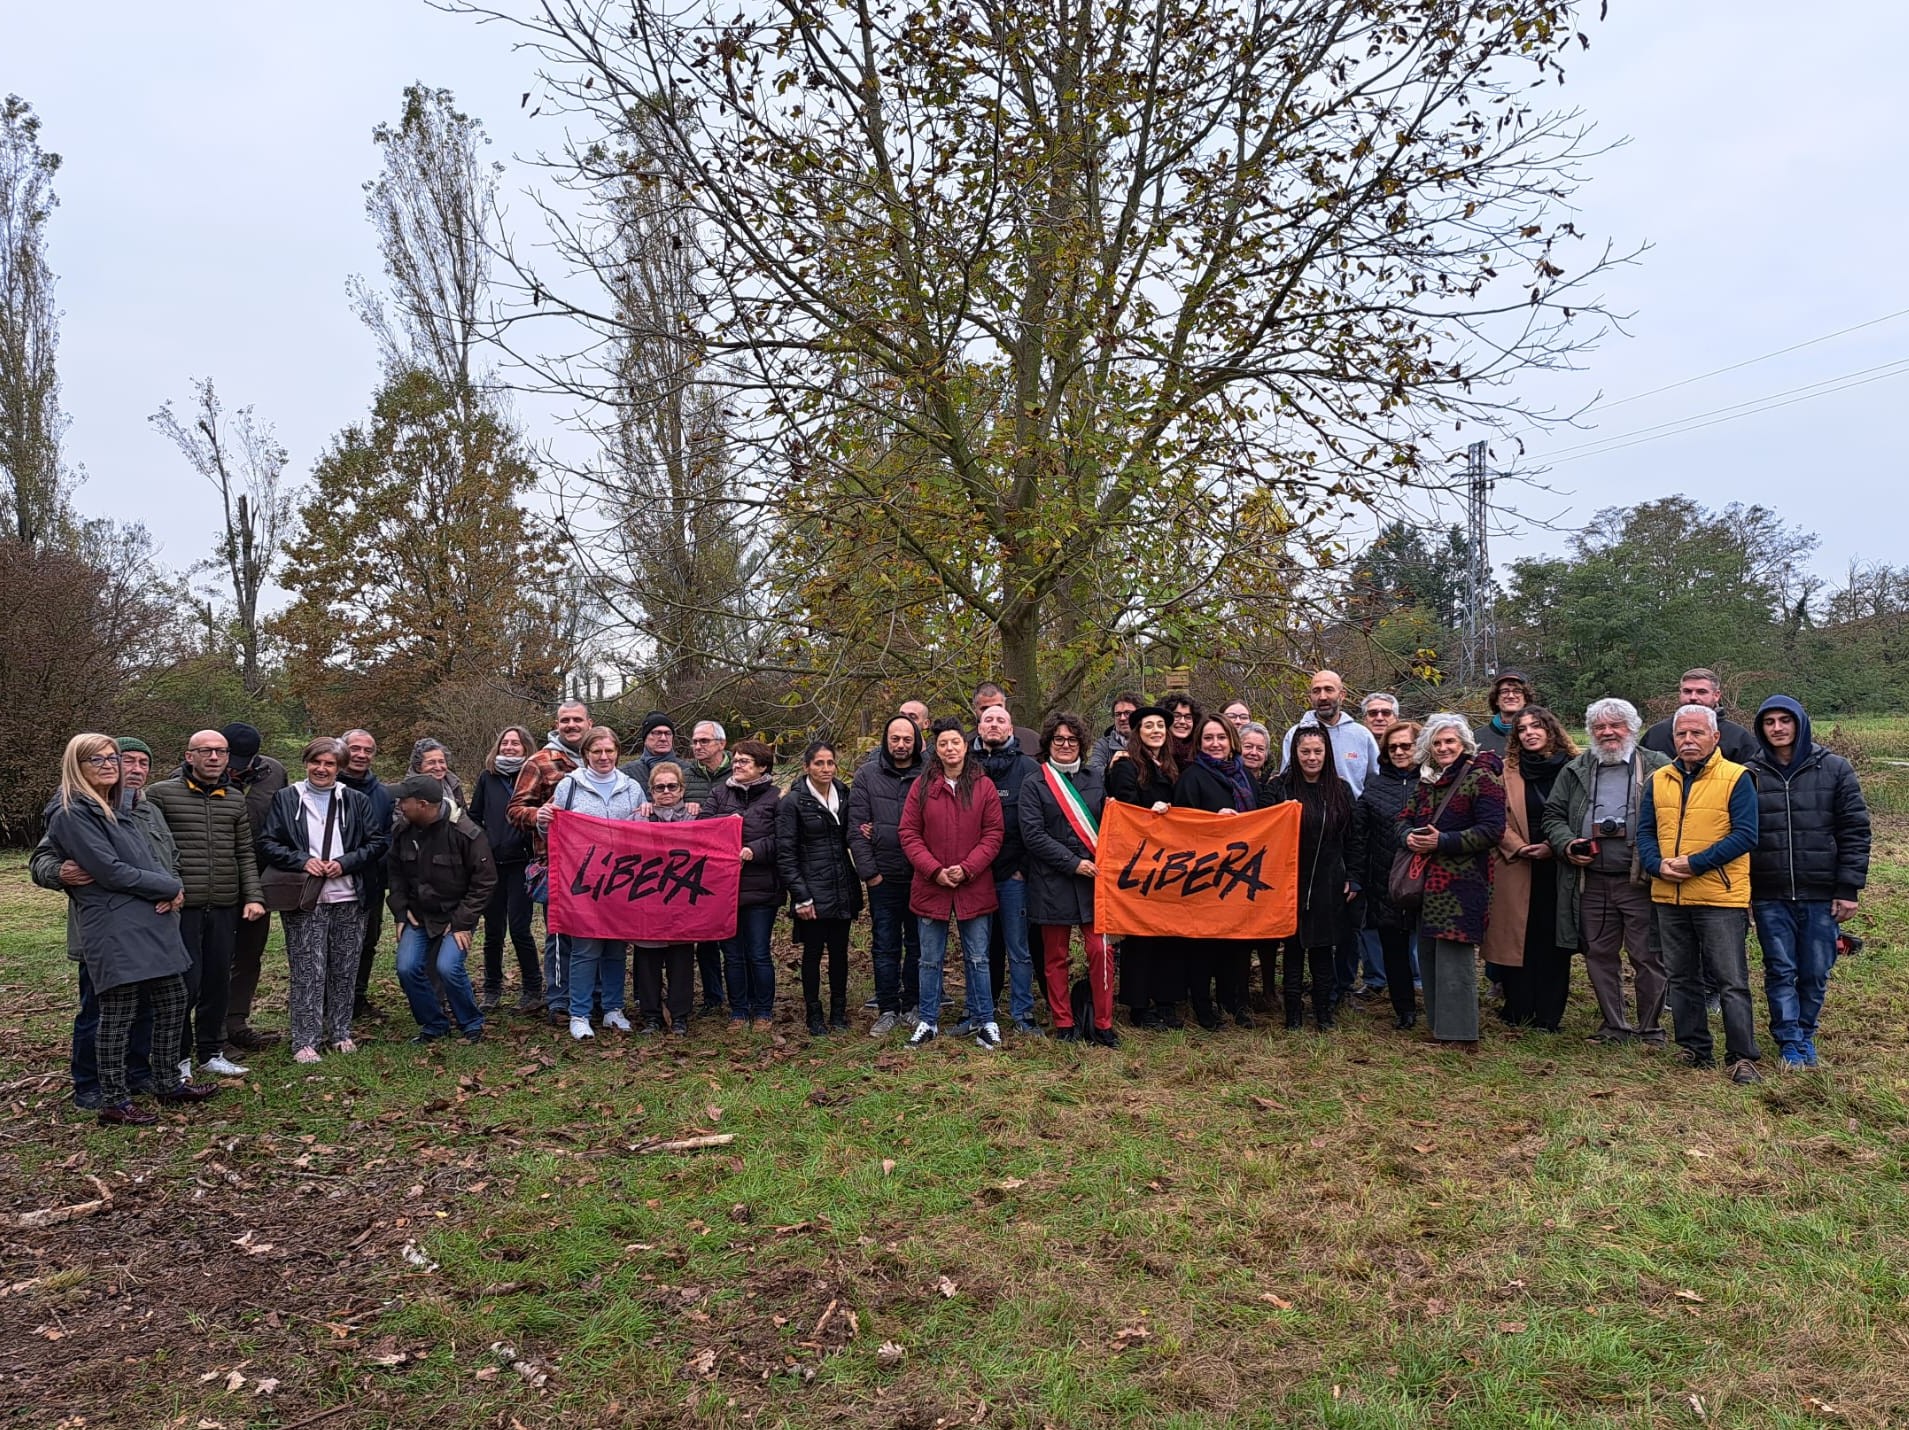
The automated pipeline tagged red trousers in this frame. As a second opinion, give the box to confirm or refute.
[1040,924,1114,1029]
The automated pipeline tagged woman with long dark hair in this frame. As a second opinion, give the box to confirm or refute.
[1267,724,1359,1031]
[470,725,540,1013]
[1483,707,1578,1031]
[1105,705,1180,1029]
[1161,693,1203,770]
[701,739,784,1032]
[777,740,862,1037]
[898,717,1005,1049]
[1171,714,1259,1029]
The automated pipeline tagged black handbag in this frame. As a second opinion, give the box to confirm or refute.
[262,789,339,914]
[1387,757,1468,914]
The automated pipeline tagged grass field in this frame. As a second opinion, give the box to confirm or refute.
[5,759,1909,1428]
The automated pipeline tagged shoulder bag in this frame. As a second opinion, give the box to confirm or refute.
[1386,757,1469,914]
[261,789,339,914]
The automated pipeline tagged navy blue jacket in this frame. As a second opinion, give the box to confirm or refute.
[1743,696,1870,903]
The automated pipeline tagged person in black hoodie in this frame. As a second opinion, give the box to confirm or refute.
[972,705,1043,1035]
[1266,724,1359,1031]
[849,716,926,1035]
[777,740,863,1037]
[1106,705,1181,1029]
[1745,694,1870,1068]
[1171,714,1259,1029]
[470,726,541,1013]
[1356,720,1423,1028]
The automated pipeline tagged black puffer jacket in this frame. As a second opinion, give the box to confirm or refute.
[230,755,288,865]
[776,778,863,921]
[469,769,530,865]
[1353,759,1418,924]
[846,744,923,884]
[1744,696,1870,903]
[700,777,782,907]
[971,735,1040,878]
[144,772,264,909]
[258,782,392,901]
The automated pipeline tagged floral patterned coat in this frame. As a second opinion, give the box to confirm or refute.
[1399,752,1507,945]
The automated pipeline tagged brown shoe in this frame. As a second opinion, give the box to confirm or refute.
[751,1016,774,1033]
[98,1101,159,1126]
[226,1026,274,1051]
[157,1083,222,1103]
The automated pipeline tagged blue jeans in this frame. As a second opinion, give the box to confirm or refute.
[568,938,628,1020]
[991,875,1035,1022]
[395,923,485,1037]
[918,914,993,1029]
[1752,900,1838,1056]
[724,903,778,1020]
[73,963,154,1103]
[868,878,921,1013]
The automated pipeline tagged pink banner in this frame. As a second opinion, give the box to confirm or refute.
[546,811,742,942]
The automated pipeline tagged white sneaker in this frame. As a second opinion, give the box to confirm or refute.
[907,1021,937,1047]
[569,1017,595,1040]
[976,1022,1003,1051]
[178,1058,194,1083]
[201,1053,249,1077]
[602,1010,633,1032]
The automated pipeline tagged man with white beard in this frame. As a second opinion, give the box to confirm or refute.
[1541,698,1672,1044]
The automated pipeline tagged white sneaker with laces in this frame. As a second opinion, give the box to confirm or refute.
[976,1021,1003,1051]
[602,1010,633,1032]
[178,1058,194,1084]
[569,1016,595,1040]
[907,1021,937,1047]
[201,1053,250,1077]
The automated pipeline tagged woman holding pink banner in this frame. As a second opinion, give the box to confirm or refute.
[701,740,783,1033]
[1019,711,1117,1047]
[548,727,645,1041]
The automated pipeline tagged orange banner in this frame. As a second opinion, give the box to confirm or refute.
[1093,801,1300,940]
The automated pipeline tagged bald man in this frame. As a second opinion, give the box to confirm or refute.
[1278,671,1381,797]
[144,729,267,1080]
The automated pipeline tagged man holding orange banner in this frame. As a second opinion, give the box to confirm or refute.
[1094,801,1301,943]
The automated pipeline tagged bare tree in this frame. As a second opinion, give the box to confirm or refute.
[459,0,1628,717]
[149,379,293,693]
[0,94,71,548]
[349,82,500,405]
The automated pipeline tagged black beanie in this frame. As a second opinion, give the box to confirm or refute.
[222,722,263,764]
[639,711,675,742]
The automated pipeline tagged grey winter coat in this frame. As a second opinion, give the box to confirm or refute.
[33,796,179,960]
[1017,763,1105,926]
[43,794,189,995]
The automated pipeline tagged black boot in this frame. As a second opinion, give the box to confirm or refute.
[1283,994,1304,1031]
[806,1002,828,1037]
[829,997,849,1032]
[1395,1010,1418,1031]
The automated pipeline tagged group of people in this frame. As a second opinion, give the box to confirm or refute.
[33,665,1869,1124]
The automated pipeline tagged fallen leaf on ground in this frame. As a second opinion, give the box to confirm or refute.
[1110,1324,1152,1352]
[1496,1321,1527,1334]
[366,1352,410,1368]
[881,1159,896,1176]
[223,1370,246,1391]
[876,1341,905,1365]
[252,1379,279,1396]
[1249,1095,1288,1112]
[1259,1293,1294,1310]
[1674,1288,1705,1302]
[474,1366,499,1381]
[684,1347,718,1377]
[936,1276,957,1298]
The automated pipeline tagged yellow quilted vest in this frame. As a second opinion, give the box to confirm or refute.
[1648,751,1751,908]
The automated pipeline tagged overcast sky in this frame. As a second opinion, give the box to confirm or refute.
[11,1,1905,595]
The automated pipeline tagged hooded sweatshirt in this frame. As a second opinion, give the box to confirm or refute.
[1744,695,1871,904]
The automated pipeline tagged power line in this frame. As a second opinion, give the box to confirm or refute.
[1590,304,1909,412]
[1546,361,1909,467]
[1542,355,1909,459]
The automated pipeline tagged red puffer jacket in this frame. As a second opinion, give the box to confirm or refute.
[898,770,1004,921]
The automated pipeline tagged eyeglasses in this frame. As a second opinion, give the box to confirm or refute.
[83,754,122,767]
[186,746,228,757]
[690,737,719,746]
[1387,743,1414,754]
[1049,735,1080,746]
[650,782,682,793]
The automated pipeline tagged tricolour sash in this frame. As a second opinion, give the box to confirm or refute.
[1043,762,1098,854]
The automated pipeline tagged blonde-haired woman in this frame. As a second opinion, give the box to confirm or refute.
[44,734,219,1125]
